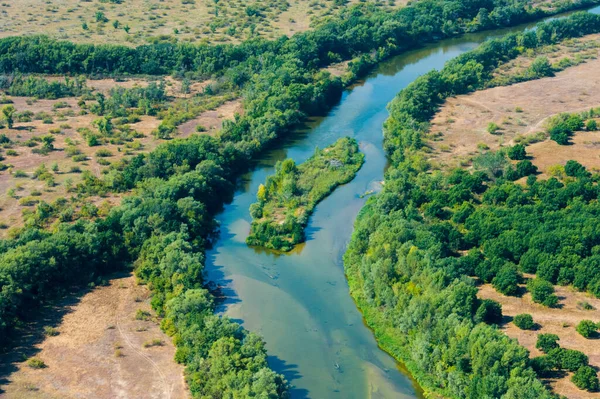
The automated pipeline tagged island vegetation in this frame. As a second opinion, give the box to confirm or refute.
[247,137,363,251]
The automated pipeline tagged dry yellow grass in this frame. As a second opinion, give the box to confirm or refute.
[0,274,189,399]
[479,280,600,399]
[428,54,600,174]
[0,0,406,46]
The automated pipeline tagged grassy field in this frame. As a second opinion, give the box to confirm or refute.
[427,34,600,175]
[0,0,405,46]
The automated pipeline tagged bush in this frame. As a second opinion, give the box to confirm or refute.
[536,333,559,353]
[507,144,526,160]
[95,149,113,157]
[43,326,59,336]
[475,299,503,324]
[27,358,47,369]
[572,365,600,391]
[514,313,535,330]
[527,278,558,307]
[548,347,589,372]
[492,264,521,296]
[487,122,500,134]
[576,320,598,338]
[586,119,598,131]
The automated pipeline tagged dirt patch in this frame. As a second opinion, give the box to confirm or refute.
[0,274,188,399]
[428,57,600,172]
[178,98,242,137]
[479,281,600,399]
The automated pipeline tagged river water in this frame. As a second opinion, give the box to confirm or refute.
[205,6,600,398]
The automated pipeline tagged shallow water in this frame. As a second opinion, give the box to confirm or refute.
[205,6,600,398]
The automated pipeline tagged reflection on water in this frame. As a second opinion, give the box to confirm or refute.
[205,6,600,399]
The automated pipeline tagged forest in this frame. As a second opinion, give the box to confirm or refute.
[344,10,600,398]
[247,137,363,251]
[2,0,600,398]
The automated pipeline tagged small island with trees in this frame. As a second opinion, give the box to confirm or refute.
[247,137,364,251]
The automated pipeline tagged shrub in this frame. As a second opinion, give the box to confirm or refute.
[143,339,164,348]
[492,264,521,296]
[487,122,500,134]
[43,326,59,336]
[548,347,589,372]
[572,366,600,391]
[586,119,598,131]
[475,299,502,324]
[507,144,526,160]
[135,309,151,321]
[576,320,598,338]
[27,358,47,369]
[95,149,113,157]
[578,301,595,310]
[527,278,558,307]
[536,333,559,353]
[514,313,535,330]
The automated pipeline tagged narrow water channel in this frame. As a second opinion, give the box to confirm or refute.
[205,6,600,398]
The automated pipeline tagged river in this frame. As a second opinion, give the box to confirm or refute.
[204,6,600,398]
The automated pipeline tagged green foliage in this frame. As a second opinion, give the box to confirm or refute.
[2,75,88,99]
[572,365,600,391]
[528,279,559,308]
[475,299,503,324]
[487,122,500,134]
[492,263,521,295]
[525,56,554,79]
[586,119,598,131]
[513,314,534,330]
[344,12,600,398]
[536,334,559,353]
[507,144,526,160]
[27,357,47,369]
[548,347,589,372]
[247,137,364,251]
[576,320,598,338]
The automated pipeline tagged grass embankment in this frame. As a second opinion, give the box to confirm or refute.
[247,137,364,251]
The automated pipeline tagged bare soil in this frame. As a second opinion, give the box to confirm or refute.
[0,274,188,399]
[479,281,600,399]
[428,57,600,173]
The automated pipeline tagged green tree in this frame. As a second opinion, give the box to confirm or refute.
[576,320,598,338]
[507,144,526,160]
[475,299,503,324]
[2,105,15,129]
[586,119,598,131]
[527,278,558,307]
[513,313,535,330]
[536,333,559,353]
[492,263,521,296]
[572,366,600,391]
